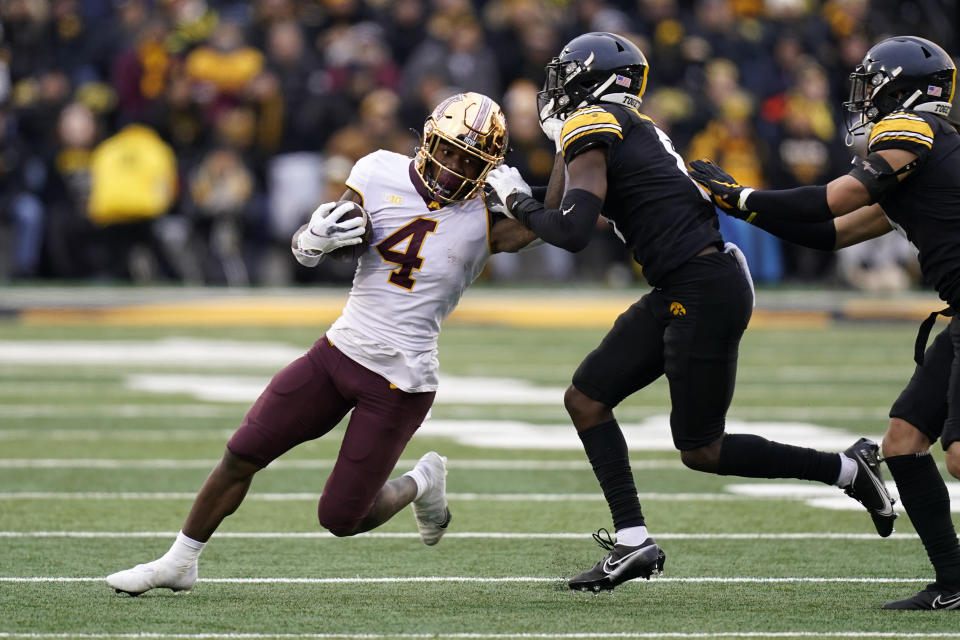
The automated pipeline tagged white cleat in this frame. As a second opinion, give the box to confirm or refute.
[106,558,197,596]
[412,451,451,546]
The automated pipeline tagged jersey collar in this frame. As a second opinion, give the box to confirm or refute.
[408,161,444,210]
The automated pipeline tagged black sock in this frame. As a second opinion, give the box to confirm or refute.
[578,420,645,530]
[717,433,841,484]
[886,452,960,587]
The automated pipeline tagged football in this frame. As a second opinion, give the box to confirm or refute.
[327,200,373,262]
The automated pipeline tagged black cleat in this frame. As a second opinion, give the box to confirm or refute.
[883,583,960,610]
[843,438,898,537]
[568,529,665,592]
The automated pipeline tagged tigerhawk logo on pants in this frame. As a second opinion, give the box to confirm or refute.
[669,302,686,317]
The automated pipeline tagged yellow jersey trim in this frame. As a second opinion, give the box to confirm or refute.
[869,114,934,149]
[345,185,365,209]
[560,107,623,155]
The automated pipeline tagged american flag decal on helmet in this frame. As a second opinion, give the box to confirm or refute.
[927,85,943,97]
[615,75,632,88]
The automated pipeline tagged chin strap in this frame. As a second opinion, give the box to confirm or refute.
[901,90,923,110]
[915,307,955,365]
[588,74,618,103]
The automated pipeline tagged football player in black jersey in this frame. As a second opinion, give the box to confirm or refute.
[691,35,960,610]
[485,31,897,594]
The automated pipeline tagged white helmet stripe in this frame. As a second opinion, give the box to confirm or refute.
[466,96,493,143]
[432,94,463,118]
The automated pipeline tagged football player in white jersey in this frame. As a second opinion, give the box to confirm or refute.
[106,92,537,596]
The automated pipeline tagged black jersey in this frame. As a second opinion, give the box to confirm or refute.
[559,104,721,285]
[868,109,960,305]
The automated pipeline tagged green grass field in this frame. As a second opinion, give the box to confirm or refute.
[2,317,960,639]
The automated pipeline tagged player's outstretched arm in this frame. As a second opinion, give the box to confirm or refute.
[691,146,918,225]
[489,217,540,253]
[833,204,894,248]
[689,155,900,251]
[740,203,892,251]
[487,152,605,253]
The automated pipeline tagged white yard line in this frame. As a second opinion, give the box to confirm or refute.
[0,404,890,420]
[0,576,935,584]
[0,458,679,471]
[0,430,237,441]
[0,491,736,501]
[1,633,959,640]
[0,531,921,540]
[0,405,239,418]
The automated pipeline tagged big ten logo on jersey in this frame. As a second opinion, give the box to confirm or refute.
[382,193,403,205]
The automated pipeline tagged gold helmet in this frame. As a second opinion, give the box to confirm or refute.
[414,92,508,204]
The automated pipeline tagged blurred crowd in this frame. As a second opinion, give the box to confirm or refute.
[0,0,956,288]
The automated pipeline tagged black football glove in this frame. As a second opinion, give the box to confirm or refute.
[688,159,754,219]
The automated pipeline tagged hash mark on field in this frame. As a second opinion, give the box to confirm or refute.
[0,531,922,540]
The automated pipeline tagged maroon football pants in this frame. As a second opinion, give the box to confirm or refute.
[227,337,436,532]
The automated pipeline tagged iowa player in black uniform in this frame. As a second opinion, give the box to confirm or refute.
[692,35,960,610]
[485,31,896,593]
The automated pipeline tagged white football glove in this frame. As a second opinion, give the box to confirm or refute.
[482,183,513,219]
[539,99,565,154]
[297,201,366,255]
[291,241,323,267]
[485,165,532,213]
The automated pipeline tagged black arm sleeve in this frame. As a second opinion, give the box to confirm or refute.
[511,188,603,252]
[744,185,833,223]
[749,214,837,251]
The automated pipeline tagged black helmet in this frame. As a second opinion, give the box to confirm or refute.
[537,32,649,123]
[844,35,956,135]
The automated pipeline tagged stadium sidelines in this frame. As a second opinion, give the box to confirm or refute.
[0,287,946,328]
[14,300,831,328]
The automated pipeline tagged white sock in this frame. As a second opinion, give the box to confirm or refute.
[836,453,858,487]
[403,467,427,500]
[163,530,206,565]
[615,525,649,547]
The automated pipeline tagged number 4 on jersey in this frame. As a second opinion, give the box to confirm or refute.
[376,217,439,290]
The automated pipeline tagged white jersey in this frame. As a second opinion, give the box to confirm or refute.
[326,150,493,393]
